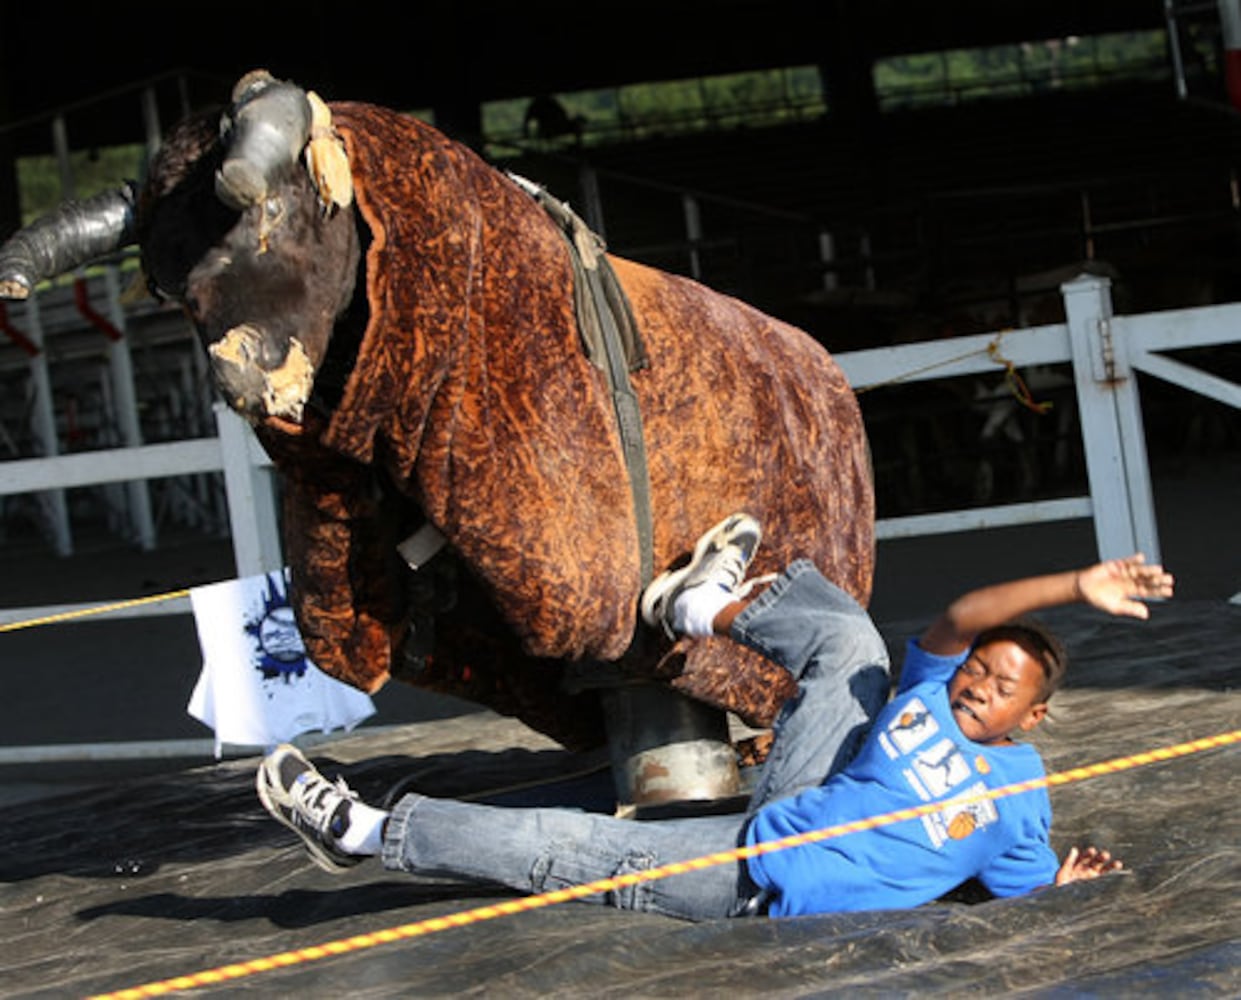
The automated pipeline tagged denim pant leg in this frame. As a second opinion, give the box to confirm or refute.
[731,559,891,811]
[382,795,751,921]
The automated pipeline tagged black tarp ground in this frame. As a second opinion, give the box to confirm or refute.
[1,600,1238,998]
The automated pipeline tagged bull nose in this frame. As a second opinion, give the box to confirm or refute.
[207,323,281,416]
[207,325,314,423]
[254,332,290,370]
[208,351,268,416]
[214,323,287,371]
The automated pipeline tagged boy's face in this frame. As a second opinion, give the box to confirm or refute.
[947,639,1048,745]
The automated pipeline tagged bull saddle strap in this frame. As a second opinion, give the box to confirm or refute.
[508,172,655,587]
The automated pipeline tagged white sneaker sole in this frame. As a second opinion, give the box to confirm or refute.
[639,513,761,632]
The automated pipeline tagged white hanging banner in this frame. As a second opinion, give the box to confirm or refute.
[187,569,375,755]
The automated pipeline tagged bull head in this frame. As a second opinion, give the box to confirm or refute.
[0,70,358,425]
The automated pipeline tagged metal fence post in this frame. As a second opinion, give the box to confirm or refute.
[682,192,703,279]
[213,402,283,576]
[578,163,606,240]
[102,268,156,550]
[1061,273,1161,562]
[21,295,73,556]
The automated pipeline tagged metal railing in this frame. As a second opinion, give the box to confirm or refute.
[1,273,1238,767]
[3,273,1237,628]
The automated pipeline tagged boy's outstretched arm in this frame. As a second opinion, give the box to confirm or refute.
[919,554,1175,656]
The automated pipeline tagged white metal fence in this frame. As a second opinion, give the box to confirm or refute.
[839,273,1241,560]
[0,401,279,627]
[0,272,1237,767]
[2,272,1238,633]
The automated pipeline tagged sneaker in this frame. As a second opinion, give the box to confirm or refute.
[256,743,363,873]
[640,512,762,637]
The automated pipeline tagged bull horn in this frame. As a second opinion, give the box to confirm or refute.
[215,69,313,211]
[0,182,138,300]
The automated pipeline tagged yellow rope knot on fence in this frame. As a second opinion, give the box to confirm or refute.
[852,330,1055,416]
[987,332,1054,414]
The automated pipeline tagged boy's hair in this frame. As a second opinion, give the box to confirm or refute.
[972,617,1068,702]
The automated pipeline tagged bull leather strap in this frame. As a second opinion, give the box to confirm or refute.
[508,172,655,586]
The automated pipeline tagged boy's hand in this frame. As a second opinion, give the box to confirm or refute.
[1075,554,1174,619]
[1055,845,1123,886]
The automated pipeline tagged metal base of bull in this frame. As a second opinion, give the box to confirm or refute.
[599,684,745,818]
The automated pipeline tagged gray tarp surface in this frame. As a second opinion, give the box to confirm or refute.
[2,600,1238,998]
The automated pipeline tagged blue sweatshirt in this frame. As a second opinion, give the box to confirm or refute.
[746,640,1058,916]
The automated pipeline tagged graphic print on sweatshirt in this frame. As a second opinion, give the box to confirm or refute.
[876,694,999,847]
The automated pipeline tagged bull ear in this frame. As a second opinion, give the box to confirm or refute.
[0,182,137,299]
[304,91,353,213]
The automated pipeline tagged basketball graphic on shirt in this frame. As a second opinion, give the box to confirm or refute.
[947,809,978,840]
[922,782,1000,848]
[879,696,939,758]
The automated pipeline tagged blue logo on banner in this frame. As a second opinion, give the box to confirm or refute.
[244,573,310,682]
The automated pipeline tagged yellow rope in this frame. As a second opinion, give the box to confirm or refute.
[88,727,1241,1000]
[854,331,1053,414]
[0,589,191,633]
[853,341,991,395]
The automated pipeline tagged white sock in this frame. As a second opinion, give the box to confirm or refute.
[337,800,389,856]
[671,583,734,637]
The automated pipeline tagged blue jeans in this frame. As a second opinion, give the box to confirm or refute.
[380,560,892,920]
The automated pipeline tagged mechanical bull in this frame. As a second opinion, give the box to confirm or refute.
[0,71,875,806]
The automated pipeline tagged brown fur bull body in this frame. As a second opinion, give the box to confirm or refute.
[1,81,874,752]
[263,102,874,747]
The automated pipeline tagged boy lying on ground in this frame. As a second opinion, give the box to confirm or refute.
[257,513,1173,918]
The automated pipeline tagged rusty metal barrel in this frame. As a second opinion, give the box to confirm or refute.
[600,684,742,816]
